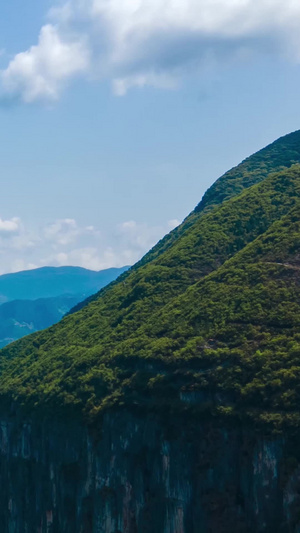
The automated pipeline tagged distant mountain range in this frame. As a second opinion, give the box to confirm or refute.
[0,266,130,303]
[0,265,129,347]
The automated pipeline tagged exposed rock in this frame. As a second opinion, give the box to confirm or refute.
[0,412,299,532]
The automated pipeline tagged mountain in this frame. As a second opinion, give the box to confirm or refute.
[0,265,130,303]
[2,138,299,423]
[0,132,299,531]
[126,128,300,268]
[0,265,129,347]
[0,295,79,348]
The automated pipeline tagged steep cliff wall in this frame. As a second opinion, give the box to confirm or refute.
[0,412,299,533]
[0,137,299,532]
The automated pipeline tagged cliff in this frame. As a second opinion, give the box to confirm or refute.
[1,412,300,533]
[0,131,299,531]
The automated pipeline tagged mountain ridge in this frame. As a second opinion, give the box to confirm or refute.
[0,265,130,302]
[126,128,300,270]
[0,131,299,432]
[0,131,300,532]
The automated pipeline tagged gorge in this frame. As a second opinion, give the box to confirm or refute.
[0,130,300,532]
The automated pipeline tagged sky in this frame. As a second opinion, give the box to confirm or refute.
[1,0,300,273]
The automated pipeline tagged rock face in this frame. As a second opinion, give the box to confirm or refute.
[0,412,299,533]
[0,134,300,532]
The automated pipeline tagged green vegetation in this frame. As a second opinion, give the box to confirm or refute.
[198,129,300,211]
[125,128,300,269]
[0,132,299,432]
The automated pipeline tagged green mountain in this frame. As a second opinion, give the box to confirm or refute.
[0,131,299,433]
[128,128,300,267]
[1,131,300,532]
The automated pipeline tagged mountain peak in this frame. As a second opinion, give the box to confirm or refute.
[0,132,298,432]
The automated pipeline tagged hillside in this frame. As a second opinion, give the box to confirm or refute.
[0,133,299,432]
[0,131,300,532]
[72,129,300,316]
[126,129,300,268]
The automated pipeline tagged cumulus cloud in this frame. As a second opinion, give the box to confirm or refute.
[0,24,89,102]
[44,218,79,245]
[0,214,179,274]
[1,0,300,101]
[42,247,128,271]
[117,219,168,252]
[42,218,176,271]
[0,217,21,234]
[44,218,99,246]
[167,219,180,230]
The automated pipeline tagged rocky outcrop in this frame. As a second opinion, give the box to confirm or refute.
[0,411,299,532]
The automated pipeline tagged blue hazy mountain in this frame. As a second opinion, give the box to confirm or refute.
[0,295,80,348]
[0,265,129,303]
[0,265,129,346]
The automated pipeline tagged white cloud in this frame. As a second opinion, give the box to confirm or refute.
[1,0,300,101]
[42,218,176,270]
[44,218,78,245]
[0,214,180,274]
[0,217,21,234]
[117,219,167,252]
[112,72,177,96]
[43,218,99,246]
[168,219,180,229]
[10,259,39,274]
[43,247,125,271]
[0,24,89,102]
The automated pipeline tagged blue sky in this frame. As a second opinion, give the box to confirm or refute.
[0,1,300,273]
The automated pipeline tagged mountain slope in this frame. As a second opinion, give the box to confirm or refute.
[0,131,300,533]
[129,129,300,268]
[197,128,300,211]
[0,149,299,430]
[132,203,300,429]
[72,129,300,317]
